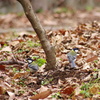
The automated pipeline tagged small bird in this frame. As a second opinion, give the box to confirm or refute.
[67,48,79,69]
[26,58,39,73]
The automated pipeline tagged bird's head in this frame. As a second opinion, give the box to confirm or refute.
[72,48,80,53]
[26,58,33,64]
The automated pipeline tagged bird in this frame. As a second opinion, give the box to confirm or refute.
[26,58,39,73]
[67,48,79,69]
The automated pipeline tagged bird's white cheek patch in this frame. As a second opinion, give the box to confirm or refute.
[28,60,33,63]
[75,50,79,53]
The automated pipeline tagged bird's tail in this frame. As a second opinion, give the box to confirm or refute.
[70,61,76,68]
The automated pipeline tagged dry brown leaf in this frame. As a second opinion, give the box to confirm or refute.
[30,89,52,99]
[86,55,98,62]
[7,91,15,100]
[0,65,6,71]
[59,29,66,35]
[0,41,6,46]
[38,86,49,93]
[83,74,91,81]
[9,41,19,46]
[78,36,87,45]
[89,85,99,94]
[0,86,5,95]
[13,72,29,79]
[60,86,75,95]
[60,54,67,61]
[1,46,12,52]
[75,86,81,95]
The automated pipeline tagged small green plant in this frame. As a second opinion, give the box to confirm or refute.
[9,65,13,68]
[36,8,43,13]
[13,68,19,73]
[33,43,41,47]
[93,68,100,71]
[93,60,99,63]
[3,43,7,47]
[17,12,24,17]
[41,78,53,85]
[27,41,34,47]
[80,90,91,98]
[31,56,39,59]
[32,92,37,95]
[20,78,27,82]
[85,6,93,11]
[80,79,100,98]
[3,58,7,61]
[51,92,61,99]
[26,68,30,72]
[17,81,26,86]
[27,41,41,47]
[36,58,46,67]
[17,78,27,87]
[54,7,68,14]
[98,92,100,94]
[81,83,90,90]
[18,90,25,95]
[17,49,24,53]
[80,83,92,98]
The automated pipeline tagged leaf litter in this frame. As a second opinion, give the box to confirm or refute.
[0,17,100,99]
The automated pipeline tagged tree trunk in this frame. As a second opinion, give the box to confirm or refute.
[17,0,56,70]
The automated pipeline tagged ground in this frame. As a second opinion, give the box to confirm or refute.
[0,8,100,100]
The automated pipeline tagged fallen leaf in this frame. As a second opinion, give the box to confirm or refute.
[39,86,49,93]
[30,89,52,99]
[1,46,12,52]
[0,65,6,71]
[0,86,5,95]
[60,54,67,61]
[0,41,6,46]
[75,86,81,95]
[13,72,29,79]
[89,85,99,94]
[59,29,66,35]
[7,91,15,100]
[83,63,90,69]
[83,74,91,81]
[86,55,98,62]
[60,86,75,95]
[9,41,19,46]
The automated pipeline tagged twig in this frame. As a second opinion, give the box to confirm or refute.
[0,59,25,65]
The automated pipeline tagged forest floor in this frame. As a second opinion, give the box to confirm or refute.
[0,8,100,100]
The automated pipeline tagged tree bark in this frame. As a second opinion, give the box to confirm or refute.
[17,0,56,70]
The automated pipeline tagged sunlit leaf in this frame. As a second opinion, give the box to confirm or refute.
[86,55,98,62]
[7,91,15,100]
[30,89,52,99]
[1,46,12,52]
[60,86,75,95]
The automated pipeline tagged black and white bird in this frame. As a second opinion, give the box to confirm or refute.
[67,48,79,68]
[26,58,39,73]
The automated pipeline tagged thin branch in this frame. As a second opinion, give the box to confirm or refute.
[0,59,25,65]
